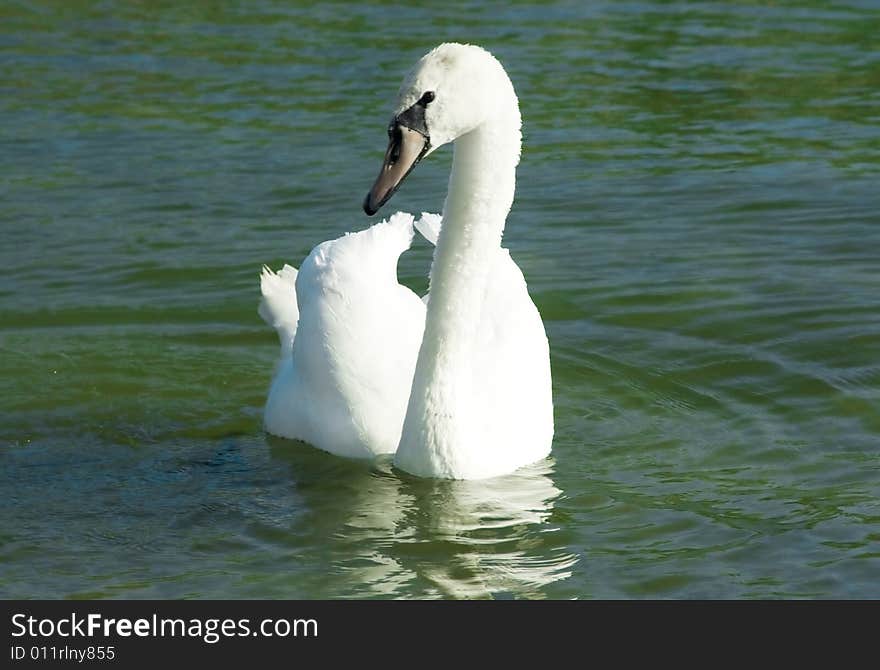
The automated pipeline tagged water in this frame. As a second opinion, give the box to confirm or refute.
[1,0,878,599]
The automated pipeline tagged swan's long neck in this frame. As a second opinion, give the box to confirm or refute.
[397,112,521,478]
[429,120,519,367]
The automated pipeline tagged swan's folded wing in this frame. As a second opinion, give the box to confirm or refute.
[472,248,554,461]
[413,212,442,246]
[265,212,427,457]
[259,264,299,357]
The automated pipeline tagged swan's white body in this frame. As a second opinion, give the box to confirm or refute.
[260,43,553,479]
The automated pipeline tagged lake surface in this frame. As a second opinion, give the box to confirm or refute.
[1,0,878,598]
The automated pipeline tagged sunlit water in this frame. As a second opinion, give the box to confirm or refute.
[1,1,878,598]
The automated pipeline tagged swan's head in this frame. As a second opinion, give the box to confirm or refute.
[364,43,520,216]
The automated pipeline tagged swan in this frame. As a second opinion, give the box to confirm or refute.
[260,43,553,479]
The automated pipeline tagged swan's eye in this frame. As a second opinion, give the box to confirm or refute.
[419,91,435,106]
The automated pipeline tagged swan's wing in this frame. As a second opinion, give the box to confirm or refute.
[259,263,299,357]
[471,248,554,463]
[264,212,426,457]
[413,212,442,306]
[413,212,442,246]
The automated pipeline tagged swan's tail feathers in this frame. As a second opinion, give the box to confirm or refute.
[259,264,299,357]
[414,212,442,246]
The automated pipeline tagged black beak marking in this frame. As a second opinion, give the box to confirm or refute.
[363,92,435,216]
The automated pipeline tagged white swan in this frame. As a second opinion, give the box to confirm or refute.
[260,43,553,479]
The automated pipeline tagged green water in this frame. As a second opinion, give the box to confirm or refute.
[2,0,879,598]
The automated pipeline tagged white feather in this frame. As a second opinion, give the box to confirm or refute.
[259,264,299,358]
[263,213,425,457]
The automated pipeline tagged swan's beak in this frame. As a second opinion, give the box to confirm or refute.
[363,123,429,215]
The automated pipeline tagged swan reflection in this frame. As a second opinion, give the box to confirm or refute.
[268,438,577,598]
